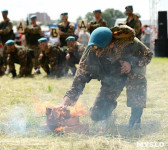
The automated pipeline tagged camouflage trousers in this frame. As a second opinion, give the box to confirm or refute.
[39,56,67,77]
[7,56,33,77]
[2,44,8,70]
[90,62,147,121]
[0,55,5,76]
[29,45,41,69]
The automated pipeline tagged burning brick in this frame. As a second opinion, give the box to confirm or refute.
[46,105,89,134]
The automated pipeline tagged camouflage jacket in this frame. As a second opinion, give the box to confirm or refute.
[68,42,86,63]
[25,24,42,46]
[58,22,75,47]
[88,18,107,34]
[0,19,14,44]
[65,38,153,101]
[124,14,142,39]
[40,44,66,66]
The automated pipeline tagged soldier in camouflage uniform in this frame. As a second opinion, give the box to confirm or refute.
[0,10,14,71]
[38,38,67,77]
[0,55,5,76]
[61,26,153,130]
[65,36,85,76]
[87,9,107,34]
[25,15,42,74]
[58,13,75,48]
[124,5,142,40]
[5,40,33,77]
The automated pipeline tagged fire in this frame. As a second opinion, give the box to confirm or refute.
[69,102,88,117]
[33,97,55,114]
[54,126,66,131]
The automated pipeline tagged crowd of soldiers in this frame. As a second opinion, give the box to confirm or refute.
[0,6,153,131]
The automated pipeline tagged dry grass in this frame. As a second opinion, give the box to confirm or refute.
[0,57,168,150]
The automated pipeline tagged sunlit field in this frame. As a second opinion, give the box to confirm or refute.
[0,57,168,150]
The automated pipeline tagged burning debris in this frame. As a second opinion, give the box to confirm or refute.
[46,103,89,134]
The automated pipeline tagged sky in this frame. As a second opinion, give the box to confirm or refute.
[0,0,168,22]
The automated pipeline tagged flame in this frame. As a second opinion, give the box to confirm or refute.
[54,126,66,131]
[69,102,88,117]
[33,97,55,114]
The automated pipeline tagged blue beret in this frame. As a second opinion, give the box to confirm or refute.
[30,15,37,19]
[88,27,112,49]
[93,9,101,13]
[65,36,75,42]
[61,12,68,15]
[5,40,14,46]
[38,37,47,43]
[125,5,133,9]
[2,9,8,13]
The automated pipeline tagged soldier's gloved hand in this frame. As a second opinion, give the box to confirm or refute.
[119,60,131,74]
[66,54,70,60]
[61,96,76,107]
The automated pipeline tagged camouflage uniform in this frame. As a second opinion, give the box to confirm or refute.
[0,55,5,76]
[65,27,153,121]
[39,44,67,77]
[0,19,14,69]
[7,45,33,77]
[124,14,142,40]
[66,42,86,75]
[58,22,75,47]
[88,18,107,34]
[25,24,42,69]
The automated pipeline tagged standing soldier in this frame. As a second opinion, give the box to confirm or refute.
[0,9,14,72]
[38,37,67,77]
[5,40,33,78]
[25,15,42,74]
[61,26,153,131]
[58,12,75,48]
[65,36,86,76]
[124,5,142,40]
[87,9,107,34]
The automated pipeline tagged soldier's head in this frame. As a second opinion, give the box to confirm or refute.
[93,9,102,20]
[125,5,133,16]
[1,9,8,20]
[88,27,114,57]
[38,38,48,51]
[5,40,15,52]
[30,15,37,25]
[61,12,68,22]
[66,36,76,52]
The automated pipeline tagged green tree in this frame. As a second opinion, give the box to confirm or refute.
[85,12,94,22]
[102,8,126,27]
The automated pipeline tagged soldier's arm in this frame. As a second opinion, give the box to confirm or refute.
[25,25,41,34]
[131,39,153,67]
[64,47,92,102]
[1,21,13,34]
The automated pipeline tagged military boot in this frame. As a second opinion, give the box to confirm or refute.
[129,107,143,131]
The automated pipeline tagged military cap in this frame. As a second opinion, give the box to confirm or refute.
[61,12,68,15]
[30,15,37,19]
[2,9,8,13]
[38,37,48,43]
[125,5,133,10]
[88,27,112,49]
[5,40,14,46]
[65,36,75,42]
[93,9,101,13]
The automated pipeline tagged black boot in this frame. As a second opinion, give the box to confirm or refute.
[129,107,143,131]
[11,70,17,78]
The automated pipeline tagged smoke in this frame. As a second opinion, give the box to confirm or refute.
[1,104,27,136]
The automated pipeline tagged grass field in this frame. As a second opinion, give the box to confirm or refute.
[0,57,168,150]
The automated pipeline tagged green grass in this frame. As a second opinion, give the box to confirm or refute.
[0,57,168,150]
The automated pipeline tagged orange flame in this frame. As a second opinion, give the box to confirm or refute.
[54,126,66,131]
[69,102,88,117]
[33,97,55,114]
